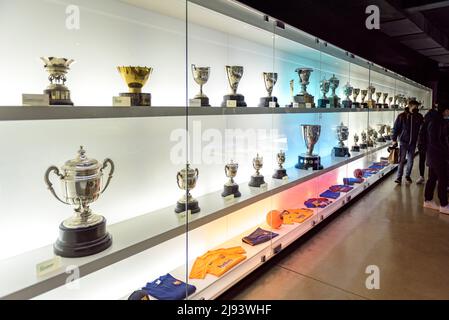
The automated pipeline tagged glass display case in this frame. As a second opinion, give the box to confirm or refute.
[0,0,432,300]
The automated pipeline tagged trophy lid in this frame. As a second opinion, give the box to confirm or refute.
[62,146,101,173]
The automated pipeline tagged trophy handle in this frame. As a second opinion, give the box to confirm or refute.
[45,166,69,205]
[195,168,199,179]
[100,158,115,194]
[224,165,229,177]
[176,172,183,190]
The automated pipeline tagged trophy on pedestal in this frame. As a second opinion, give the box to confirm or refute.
[352,88,361,108]
[45,146,114,257]
[360,131,368,149]
[249,154,266,187]
[375,92,383,108]
[329,74,341,108]
[286,79,295,107]
[272,150,288,179]
[317,79,330,108]
[367,86,376,108]
[385,125,392,141]
[259,72,279,107]
[117,66,153,106]
[393,95,399,109]
[388,96,394,108]
[175,164,200,214]
[351,133,361,152]
[372,130,378,145]
[41,57,75,106]
[333,122,351,157]
[367,128,375,147]
[222,65,247,107]
[342,82,353,108]
[361,89,368,108]
[295,125,323,170]
[191,64,211,107]
[293,68,315,108]
[382,93,389,108]
[377,124,386,142]
[222,160,241,198]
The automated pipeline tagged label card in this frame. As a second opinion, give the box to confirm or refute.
[292,103,300,108]
[260,183,268,189]
[189,99,202,107]
[22,94,49,106]
[269,101,277,108]
[226,100,237,108]
[223,194,235,201]
[306,103,312,108]
[36,256,61,277]
[326,104,330,108]
[282,176,289,181]
[113,96,131,107]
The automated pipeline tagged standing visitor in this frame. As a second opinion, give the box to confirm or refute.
[416,104,438,184]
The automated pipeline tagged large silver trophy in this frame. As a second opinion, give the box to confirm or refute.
[222,65,247,107]
[342,82,353,108]
[360,130,368,149]
[382,93,389,108]
[222,160,241,198]
[361,89,368,108]
[41,57,75,106]
[377,124,386,142]
[259,72,279,107]
[318,79,330,108]
[351,133,361,152]
[191,64,211,107]
[352,88,361,108]
[367,86,376,108]
[333,122,351,157]
[295,125,323,170]
[45,146,114,257]
[175,164,200,214]
[293,68,315,108]
[272,150,288,179]
[249,154,266,187]
[375,92,382,108]
[329,74,341,108]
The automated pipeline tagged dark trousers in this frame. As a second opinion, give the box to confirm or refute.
[419,151,426,177]
[424,166,448,207]
[397,143,416,179]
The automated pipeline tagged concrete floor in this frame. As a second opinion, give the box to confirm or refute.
[221,165,449,300]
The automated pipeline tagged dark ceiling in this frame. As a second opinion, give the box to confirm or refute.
[238,0,449,95]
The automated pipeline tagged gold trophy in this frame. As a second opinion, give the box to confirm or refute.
[41,57,75,106]
[117,66,153,106]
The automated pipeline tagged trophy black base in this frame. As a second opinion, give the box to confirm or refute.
[329,97,341,108]
[361,103,369,108]
[317,98,329,108]
[385,136,391,141]
[194,96,210,107]
[353,102,361,108]
[54,218,112,258]
[175,200,200,214]
[351,145,361,152]
[383,104,389,109]
[120,92,152,106]
[295,155,323,171]
[222,94,247,107]
[294,94,315,108]
[376,103,383,108]
[342,100,352,108]
[45,89,74,106]
[333,146,351,157]
[272,168,287,180]
[360,143,368,149]
[377,137,386,143]
[222,184,241,198]
[259,96,279,108]
[249,175,266,188]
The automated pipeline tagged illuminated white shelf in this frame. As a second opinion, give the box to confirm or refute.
[0,106,398,121]
[35,151,396,300]
[0,142,391,300]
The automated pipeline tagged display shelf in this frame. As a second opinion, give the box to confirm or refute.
[0,142,391,300]
[0,106,398,121]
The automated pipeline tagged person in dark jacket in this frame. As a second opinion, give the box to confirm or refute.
[423,102,449,214]
[392,100,424,184]
[416,105,438,184]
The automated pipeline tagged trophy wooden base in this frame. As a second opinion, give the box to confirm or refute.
[294,94,315,108]
[317,98,329,108]
[222,184,241,198]
[360,143,368,149]
[333,146,351,157]
[272,168,287,179]
[54,217,112,258]
[342,100,352,108]
[175,199,200,214]
[222,94,247,107]
[194,96,210,107]
[259,96,279,107]
[367,141,374,147]
[296,155,323,171]
[351,145,361,152]
[353,102,361,108]
[120,92,152,106]
[249,175,266,187]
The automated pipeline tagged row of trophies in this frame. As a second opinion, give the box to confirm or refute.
[36,57,417,108]
[44,122,391,258]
